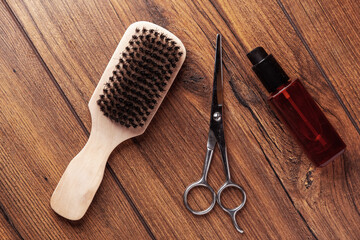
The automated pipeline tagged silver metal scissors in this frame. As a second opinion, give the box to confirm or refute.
[183,34,246,233]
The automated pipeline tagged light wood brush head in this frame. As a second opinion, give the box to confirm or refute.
[51,21,186,220]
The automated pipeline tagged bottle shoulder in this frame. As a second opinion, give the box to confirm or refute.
[268,79,302,100]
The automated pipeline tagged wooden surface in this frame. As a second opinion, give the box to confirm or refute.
[0,0,359,239]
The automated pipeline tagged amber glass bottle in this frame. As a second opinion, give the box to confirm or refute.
[247,47,346,167]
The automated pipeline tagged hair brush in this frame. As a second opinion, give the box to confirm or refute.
[50,21,186,220]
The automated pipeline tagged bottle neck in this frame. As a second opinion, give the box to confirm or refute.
[247,47,289,94]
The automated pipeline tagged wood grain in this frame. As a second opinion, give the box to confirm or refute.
[1,0,359,239]
[0,205,21,240]
[4,0,315,238]
[0,2,150,239]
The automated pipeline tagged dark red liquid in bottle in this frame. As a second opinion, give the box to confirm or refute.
[269,79,346,166]
[247,47,346,167]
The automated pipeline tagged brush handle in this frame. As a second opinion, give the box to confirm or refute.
[50,132,119,220]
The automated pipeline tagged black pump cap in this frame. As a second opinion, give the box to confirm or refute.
[247,47,289,93]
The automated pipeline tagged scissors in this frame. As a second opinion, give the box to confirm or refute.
[183,34,246,233]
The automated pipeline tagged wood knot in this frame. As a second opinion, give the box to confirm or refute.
[179,67,210,96]
[305,167,314,189]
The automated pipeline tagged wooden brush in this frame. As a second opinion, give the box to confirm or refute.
[50,21,186,220]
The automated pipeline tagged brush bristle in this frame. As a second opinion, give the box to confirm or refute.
[97,27,183,128]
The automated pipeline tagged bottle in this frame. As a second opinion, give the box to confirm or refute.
[247,47,346,167]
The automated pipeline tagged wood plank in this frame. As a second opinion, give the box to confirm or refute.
[5,0,317,238]
[279,0,360,130]
[0,3,150,239]
[6,0,360,239]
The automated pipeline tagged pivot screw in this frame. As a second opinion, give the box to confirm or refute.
[213,112,221,121]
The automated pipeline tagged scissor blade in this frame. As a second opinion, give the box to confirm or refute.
[213,34,223,106]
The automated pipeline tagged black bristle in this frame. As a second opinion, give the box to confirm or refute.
[97,27,182,128]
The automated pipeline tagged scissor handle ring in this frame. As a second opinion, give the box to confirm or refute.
[183,180,216,215]
[217,182,246,212]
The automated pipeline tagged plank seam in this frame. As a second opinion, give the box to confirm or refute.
[276,0,360,135]
[106,165,156,240]
[0,201,24,240]
[2,0,156,238]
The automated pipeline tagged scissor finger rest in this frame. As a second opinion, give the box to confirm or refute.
[184,181,216,215]
[217,182,247,233]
